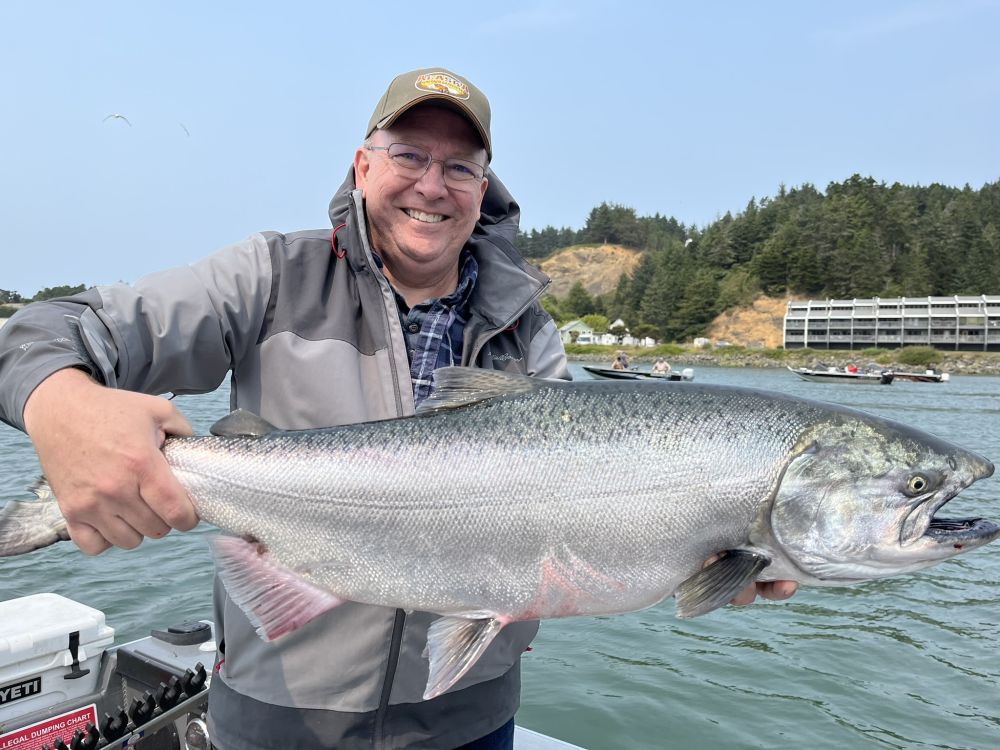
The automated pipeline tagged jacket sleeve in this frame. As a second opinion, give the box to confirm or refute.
[0,234,273,431]
[526,313,571,382]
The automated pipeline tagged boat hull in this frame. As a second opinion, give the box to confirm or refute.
[787,366,894,385]
[583,366,693,382]
[582,365,643,380]
[892,371,949,383]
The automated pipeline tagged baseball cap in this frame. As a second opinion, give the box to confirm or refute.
[366,68,492,161]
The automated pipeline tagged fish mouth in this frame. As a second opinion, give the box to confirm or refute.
[923,516,1000,545]
[904,486,1000,548]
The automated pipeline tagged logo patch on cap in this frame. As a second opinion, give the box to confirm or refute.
[415,72,470,100]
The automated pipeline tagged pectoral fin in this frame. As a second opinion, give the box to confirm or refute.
[674,550,770,618]
[210,535,345,640]
[423,615,507,700]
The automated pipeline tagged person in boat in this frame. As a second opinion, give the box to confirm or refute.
[845,363,859,373]
[0,67,797,750]
[611,351,630,370]
[651,358,672,375]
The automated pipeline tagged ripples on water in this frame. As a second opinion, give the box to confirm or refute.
[1,366,998,749]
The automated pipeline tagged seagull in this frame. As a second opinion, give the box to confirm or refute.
[180,122,190,137]
[102,113,132,126]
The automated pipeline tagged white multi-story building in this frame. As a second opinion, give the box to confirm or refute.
[783,295,1000,351]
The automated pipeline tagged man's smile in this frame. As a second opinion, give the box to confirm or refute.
[404,208,447,224]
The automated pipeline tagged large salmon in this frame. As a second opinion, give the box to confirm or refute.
[1,367,996,698]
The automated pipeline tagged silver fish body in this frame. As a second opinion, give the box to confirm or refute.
[174,370,995,612]
[2,368,997,697]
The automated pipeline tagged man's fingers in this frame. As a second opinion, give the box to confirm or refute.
[729,583,758,607]
[117,492,173,539]
[66,521,113,556]
[729,580,800,607]
[700,554,798,607]
[145,402,199,530]
[140,458,200,532]
[99,515,147,550]
[150,397,193,439]
[158,407,194,439]
[759,581,799,601]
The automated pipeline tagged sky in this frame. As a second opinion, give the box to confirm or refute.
[1,0,998,296]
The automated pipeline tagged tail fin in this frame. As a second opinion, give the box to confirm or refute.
[0,479,70,556]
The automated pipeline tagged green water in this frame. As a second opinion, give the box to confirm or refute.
[2,365,998,749]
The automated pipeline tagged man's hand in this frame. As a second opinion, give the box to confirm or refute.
[23,368,199,555]
[729,579,798,606]
[701,552,798,607]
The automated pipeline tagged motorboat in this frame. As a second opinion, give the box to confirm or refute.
[0,593,211,750]
[583,365,694,382]
[0,593,582,750]
[581,365,643,380]
[787,365,894,385]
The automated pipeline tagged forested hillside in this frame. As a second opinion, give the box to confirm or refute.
[520,175,1000,343]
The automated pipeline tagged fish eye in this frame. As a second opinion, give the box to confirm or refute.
[905,473,932,496]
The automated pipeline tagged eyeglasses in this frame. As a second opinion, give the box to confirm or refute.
[365,143,486,186]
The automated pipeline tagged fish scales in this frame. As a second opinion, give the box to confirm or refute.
[166,383,829,618]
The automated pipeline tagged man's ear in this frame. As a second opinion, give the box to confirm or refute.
[354,148,370,196]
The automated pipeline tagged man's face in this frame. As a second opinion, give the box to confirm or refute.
[355,106,488,284]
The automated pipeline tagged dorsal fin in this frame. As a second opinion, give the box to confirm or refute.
[416,367,543,414]
[210,409,279,437]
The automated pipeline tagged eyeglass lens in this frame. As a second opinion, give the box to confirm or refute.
[386,143,484,183]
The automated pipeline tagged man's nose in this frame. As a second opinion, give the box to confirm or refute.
[413,160,449,198]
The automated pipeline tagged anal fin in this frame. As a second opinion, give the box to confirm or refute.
[210,535,345,640]
[423,615,507,700]
[674,550,770,618]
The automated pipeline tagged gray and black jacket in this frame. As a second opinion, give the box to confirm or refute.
[0,169,569,749]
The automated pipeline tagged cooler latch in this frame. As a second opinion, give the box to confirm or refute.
[63,630,91,680]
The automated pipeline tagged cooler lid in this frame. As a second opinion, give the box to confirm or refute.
[0,594,115,668]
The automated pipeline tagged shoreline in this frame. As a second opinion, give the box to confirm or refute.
[569,347,1000,376]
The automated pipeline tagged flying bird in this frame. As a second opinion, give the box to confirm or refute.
[180,122,191,137]
[102,113,132,127]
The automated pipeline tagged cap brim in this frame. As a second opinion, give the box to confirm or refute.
[374,95,491,160]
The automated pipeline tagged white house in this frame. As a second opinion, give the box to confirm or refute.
[558,319,595,345]
[621,334,657,348]
[559,318,656,347]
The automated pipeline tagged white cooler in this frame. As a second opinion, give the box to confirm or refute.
[0,593,115,722]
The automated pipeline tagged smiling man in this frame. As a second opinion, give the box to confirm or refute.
[357,106,489,304]
[0,67,794,750]
[0,67,571,750]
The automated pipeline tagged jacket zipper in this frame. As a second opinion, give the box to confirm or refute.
[350,195,410,749]
[373,608,407,748]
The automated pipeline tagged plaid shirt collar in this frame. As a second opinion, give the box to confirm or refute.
[376,250,479,406]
